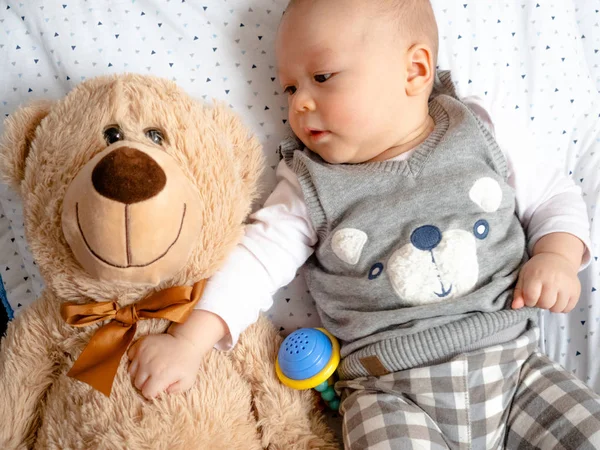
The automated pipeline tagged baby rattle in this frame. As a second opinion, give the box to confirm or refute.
[275,328,341,410]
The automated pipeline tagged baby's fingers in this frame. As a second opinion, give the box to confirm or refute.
[142,373,173,400]
[564,280,582,313]
[522,277,543,308]
[512,274,525,309]
[512,294,525,309]
[166,380,184,395]
[167,375,195,395]
[549,289,570,313]
[134,368,150,392]
[538,285,560,310]
[128,358,139,378]
[127,339,142,360]
[563,296,578,314]
[563,282,581,314]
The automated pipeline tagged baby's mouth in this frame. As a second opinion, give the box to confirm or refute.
[306,128,331,140]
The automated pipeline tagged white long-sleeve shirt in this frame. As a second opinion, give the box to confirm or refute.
[197,98,591,350]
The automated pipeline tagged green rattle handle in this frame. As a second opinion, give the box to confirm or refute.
[314,377,341,411]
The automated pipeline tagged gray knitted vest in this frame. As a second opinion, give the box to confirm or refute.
[279,72,537,379]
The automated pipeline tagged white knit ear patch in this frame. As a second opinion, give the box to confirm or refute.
[331,228,368,265]
[469,177,502,212]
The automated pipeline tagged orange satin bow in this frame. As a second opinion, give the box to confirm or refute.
[60,280,206,397]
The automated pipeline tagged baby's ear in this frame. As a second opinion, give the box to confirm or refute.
[0,100,53,190]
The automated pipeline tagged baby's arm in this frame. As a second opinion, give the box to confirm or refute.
[466,97,590,312]
[128,160,317,399]
[499,123,589,312]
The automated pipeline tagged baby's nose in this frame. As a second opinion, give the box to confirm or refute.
[410,225,442,251]
[293,90,316,112]
[92,147,167,204]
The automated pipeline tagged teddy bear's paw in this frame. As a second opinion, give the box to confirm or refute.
[258,413,339,450]
[263,434,339,450]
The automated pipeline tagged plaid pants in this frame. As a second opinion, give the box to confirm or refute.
[337,327,600,449]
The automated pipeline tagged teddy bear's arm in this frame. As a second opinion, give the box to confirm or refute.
[231,315,338,450]
[0,292,63,449]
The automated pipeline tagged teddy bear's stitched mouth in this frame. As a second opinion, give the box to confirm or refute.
[75,202,187,268]
[429,251,453,298]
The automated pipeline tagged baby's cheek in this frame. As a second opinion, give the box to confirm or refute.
[288,115,303,138]
[333,100,372,131]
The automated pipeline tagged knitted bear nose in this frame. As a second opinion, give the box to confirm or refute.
[92,147,167,204]
[410,225,442,251]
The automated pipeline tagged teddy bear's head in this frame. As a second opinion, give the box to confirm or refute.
[0,74,263,303]
[330,177,504,305]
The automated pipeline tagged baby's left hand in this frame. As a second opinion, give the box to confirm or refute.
[512,252,580,313]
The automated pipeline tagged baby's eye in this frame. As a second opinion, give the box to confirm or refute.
[283,85,297,95]
[314,73,333,83]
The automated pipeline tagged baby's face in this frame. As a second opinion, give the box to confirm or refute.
[276,0,424,164]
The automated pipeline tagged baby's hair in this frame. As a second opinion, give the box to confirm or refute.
[380,0,438,65]
[285,0,439,66]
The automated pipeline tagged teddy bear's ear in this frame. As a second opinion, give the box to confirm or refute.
[0,100,53,189]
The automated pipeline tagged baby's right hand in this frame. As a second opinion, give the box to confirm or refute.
[127,332,206,400]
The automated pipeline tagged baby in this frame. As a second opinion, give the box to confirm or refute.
[128,0,600,448]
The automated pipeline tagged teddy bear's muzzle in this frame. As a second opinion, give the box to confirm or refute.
[61,142,202,285]
[73,199,187,268]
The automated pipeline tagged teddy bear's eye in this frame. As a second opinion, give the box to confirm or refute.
[145,129,164,146]
[103,126,124,145]
[368,263,384,280]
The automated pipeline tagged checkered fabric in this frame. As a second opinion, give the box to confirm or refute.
[337,327,600,449]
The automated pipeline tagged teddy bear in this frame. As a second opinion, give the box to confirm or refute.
[0,73,337,450]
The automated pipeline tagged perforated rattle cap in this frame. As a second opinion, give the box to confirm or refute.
[277,328,333,381]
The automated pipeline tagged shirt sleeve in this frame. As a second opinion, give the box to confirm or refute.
[194,159,317,350]
[464,96,591,270]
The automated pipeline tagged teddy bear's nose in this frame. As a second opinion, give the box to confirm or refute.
[91,147,167,204]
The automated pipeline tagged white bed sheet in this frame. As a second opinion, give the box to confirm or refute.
[0,0,598,392]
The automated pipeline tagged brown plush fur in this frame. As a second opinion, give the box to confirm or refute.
[0,74,337,449]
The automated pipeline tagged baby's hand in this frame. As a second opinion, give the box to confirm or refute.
[512,252,581,313]
[127,332,205,400]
